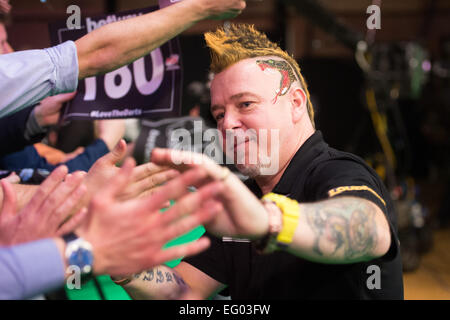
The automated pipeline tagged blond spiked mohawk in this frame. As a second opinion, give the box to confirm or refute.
[205,23,315,127]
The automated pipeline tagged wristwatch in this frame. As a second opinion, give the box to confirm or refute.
[63,233,94,279]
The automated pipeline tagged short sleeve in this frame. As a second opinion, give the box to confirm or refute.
[307,158,403,262]
[0,239,65,299]
[306,159,401,261]
[307,159,388,214]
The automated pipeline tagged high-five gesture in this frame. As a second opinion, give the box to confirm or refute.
[151,148,269,239]
[0,166,87,246]
[77,158,224,276]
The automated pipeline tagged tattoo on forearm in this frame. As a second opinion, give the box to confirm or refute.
[172,272,186,286]
[304,197,378,260]
[138,267,187,287]
[143,269,153,281]
[156,269,164,283]
[127,267,189,299]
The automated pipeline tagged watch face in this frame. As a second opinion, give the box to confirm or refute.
[69,249,93,274]
[66,238,94,275]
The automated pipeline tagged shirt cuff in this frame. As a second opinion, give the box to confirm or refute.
[24,109,48,141]
[44,41,79,95]
[11,239,65,299]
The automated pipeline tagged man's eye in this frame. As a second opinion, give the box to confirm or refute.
[215,113,224,121]
[240,102,253,108]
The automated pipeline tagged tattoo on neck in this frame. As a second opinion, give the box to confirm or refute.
[256,59,297,104]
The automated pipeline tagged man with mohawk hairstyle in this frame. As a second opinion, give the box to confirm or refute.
[113,24,404,300]
[207,24,315,124]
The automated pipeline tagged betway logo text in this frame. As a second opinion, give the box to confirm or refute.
[86,13,143,33]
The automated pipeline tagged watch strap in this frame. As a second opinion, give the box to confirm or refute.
[261,193,300,247]
[62,232,78,243]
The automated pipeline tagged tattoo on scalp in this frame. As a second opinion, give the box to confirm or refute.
[304,197,378,260]
[256,59,297,104]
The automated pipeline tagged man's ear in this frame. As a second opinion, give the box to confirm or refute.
[290,87,307,123]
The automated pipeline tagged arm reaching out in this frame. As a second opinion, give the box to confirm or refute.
[114,262,225,300]
[284,196,391,264]
[77,158,224,277]
[76,0,246,79]
[0,0,245,116]
[150,148,392,264]
[0,166,87,246]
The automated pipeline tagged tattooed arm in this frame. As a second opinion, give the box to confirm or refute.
[119,262,224,300]
[285,196,391,264]
[119,265,189,300]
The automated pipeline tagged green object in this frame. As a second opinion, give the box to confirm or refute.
[66,275,131,300]
[164,225,206,268]
[65,200,206,300]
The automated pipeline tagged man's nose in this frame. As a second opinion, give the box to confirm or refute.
[222,109,242,131]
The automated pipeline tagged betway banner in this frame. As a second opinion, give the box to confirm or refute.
[49,6,182,121]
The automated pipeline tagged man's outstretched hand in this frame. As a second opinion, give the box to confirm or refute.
[83,140,180,204]
[78,158,223,276]
[196,0,247,20]
[150,148,270,239]
[0,166,88,246]
[0,0,11,14]
[33,92,77,127]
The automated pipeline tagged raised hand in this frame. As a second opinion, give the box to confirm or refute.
[150,148,269,239]
[33,92,77,127]
[94,119,126,151]
[0,166,87,246]
[83,140,179,204]
[195,0,247,20]
[78,158,223,276]
[0,0,11,14]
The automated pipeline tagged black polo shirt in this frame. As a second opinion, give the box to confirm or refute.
[183,131,404,300]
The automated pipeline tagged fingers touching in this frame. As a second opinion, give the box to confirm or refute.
[0,179,17,219]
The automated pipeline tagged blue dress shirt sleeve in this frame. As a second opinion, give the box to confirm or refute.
[0,41,79,118]
[0,239,65,300]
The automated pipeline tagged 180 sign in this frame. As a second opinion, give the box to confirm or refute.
[83,48,164,101]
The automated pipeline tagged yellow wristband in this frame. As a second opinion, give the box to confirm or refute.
[261,193,300,246]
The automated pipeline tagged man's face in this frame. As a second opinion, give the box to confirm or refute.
[210,57,298,177]
[0,23,12,54]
